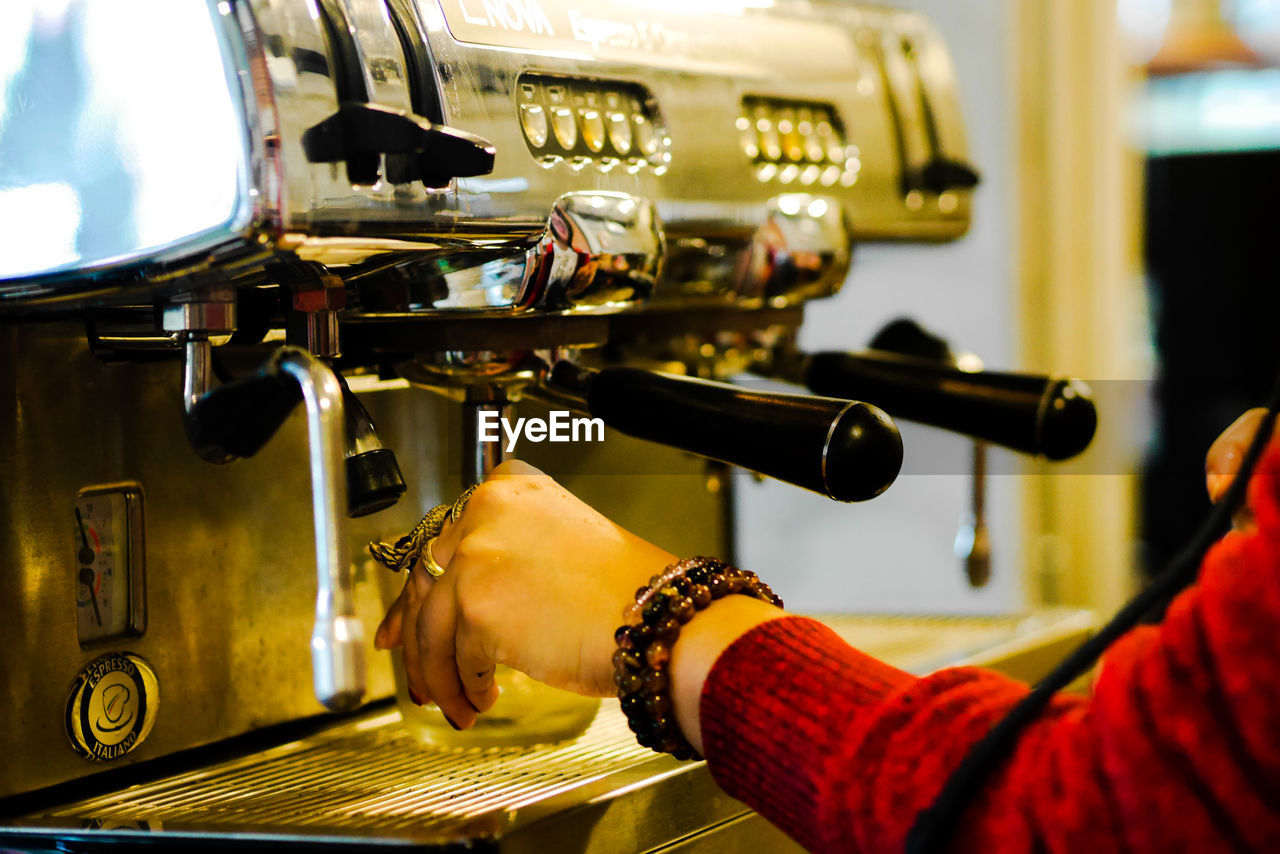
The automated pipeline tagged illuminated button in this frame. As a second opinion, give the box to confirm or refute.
[607,112,632,154]
[757,120,781,161]
[520,104,549,148]
[580,109,606,153]
[800,164,821,185]
[778,109,804,162]
[798,109,824,161]
[820,165,842,186]
[634,114,658,156]
[551,107,577,150]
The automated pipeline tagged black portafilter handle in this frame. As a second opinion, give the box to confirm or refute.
[544,362,903,502]
[799,350,1096,461]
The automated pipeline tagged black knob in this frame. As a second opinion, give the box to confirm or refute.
[337,373,406,517]
[302,102,496,189]
[185,371,302,464]
[547,363,902,502]
[868,317,953,362]
[346,449,407,518]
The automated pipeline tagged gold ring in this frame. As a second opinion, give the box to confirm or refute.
[421,536,448,578]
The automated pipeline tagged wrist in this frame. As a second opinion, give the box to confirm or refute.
[611,558,784,758]
[669,595,787,755]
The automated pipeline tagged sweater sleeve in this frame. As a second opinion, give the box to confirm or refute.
[700,445,1280,854]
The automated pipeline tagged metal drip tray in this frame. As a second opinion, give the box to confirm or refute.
[46,709,681,843]
[3,610,1094,852]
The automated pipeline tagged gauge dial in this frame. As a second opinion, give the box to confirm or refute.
[75,486,145,645]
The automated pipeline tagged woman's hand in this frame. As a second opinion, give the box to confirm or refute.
[374,460,677,729]
[1205,407,1279,529]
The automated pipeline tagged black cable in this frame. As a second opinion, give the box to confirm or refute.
[906,365,1280,853]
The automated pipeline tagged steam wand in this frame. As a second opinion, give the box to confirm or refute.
[183,346,365,711]
[278,351,365,712]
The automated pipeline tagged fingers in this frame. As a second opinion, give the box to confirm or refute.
[416,577,477,728]
[382,476,521,722]
[457,623,501,713]
[375,581,408,650]
[399,565,436,706]
[1207,408,1271,502]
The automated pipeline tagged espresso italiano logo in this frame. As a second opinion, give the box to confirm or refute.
[65,652,159,762]
[478,410,604,453]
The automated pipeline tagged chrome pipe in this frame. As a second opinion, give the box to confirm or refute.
[277,350,365,711]
[183,338,215,414]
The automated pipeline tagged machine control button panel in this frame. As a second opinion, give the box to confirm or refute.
[739,96,859,189]
[518,75,669,174]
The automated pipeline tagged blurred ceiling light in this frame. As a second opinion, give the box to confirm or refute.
[1147,0,1263,75]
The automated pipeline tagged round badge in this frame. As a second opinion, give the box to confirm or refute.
[65,652,159,762]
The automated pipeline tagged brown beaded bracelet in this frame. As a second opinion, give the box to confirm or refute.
[612,556,783,760]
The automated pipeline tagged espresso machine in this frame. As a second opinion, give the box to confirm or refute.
[0,1,1097,849]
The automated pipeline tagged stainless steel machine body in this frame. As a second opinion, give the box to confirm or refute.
[0,1,1071,850]
[0,0,972,312]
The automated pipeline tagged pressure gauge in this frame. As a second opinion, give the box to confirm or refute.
[74,485,146,646]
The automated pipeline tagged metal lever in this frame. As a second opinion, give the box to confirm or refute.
[302,102,496,188]
[184,346,365,711]
[953,441,991,588]
[537,361,902,502]
[860,318,991,586]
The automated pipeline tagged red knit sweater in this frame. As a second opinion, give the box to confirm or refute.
[700,444,1280,853]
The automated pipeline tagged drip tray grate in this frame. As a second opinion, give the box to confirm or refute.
[42,708,661,836]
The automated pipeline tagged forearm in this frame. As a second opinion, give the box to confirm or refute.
[667,595,789,754]
[689,519,1280,853]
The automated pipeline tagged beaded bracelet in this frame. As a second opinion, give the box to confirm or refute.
[612,556,783,759]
